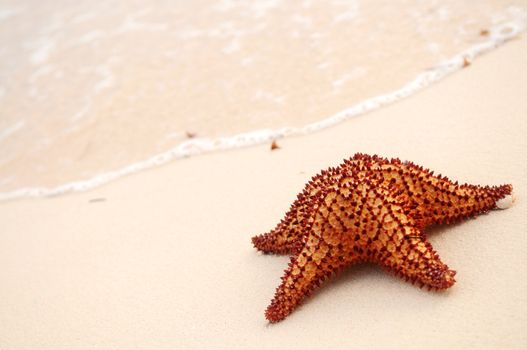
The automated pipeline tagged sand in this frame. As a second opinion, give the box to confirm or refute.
[1,36,527,350]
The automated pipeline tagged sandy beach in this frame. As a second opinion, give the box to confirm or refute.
[2,27,527,350]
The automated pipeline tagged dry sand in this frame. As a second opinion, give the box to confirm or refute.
[1,36,527,349]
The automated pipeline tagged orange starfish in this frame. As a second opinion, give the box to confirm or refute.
[252,153,513,323]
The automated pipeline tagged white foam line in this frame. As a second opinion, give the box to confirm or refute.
[0,16,525,202]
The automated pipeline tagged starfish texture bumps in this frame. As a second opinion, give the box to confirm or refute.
[252,153,513,323]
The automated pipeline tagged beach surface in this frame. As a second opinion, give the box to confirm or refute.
[1,35,527,350]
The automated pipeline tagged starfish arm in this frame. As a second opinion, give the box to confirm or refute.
[375,159,513,225]
[265,240,354,323]
[251,194,310,255]
[364,184,457,290]
[252,167,344,255]
[380,229,456,290]
[251,230,303,255]
[422,183,513,225]
[251,223,303,255]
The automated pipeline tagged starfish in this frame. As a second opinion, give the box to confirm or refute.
[252,153,513,323]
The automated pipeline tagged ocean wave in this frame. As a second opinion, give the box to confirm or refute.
[0,13,524,202]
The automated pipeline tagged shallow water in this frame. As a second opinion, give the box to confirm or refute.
[0,0,526,200]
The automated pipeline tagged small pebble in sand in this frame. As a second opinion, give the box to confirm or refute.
[496,193,514,209]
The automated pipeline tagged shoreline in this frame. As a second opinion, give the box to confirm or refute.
[1,12,525,202]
